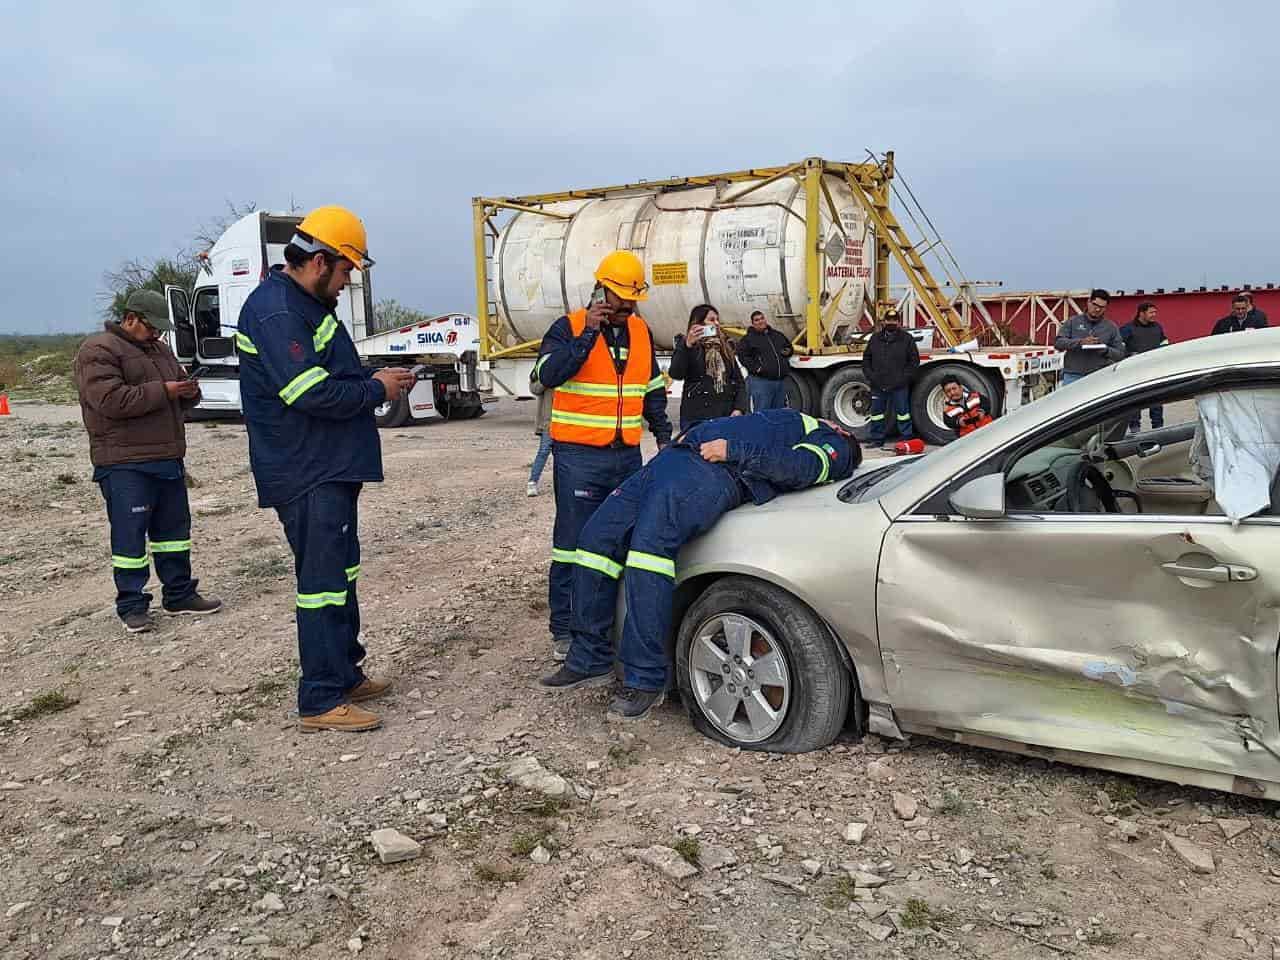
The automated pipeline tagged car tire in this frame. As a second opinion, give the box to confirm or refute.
[675,576,851,753]
[910,364,991,446]
[819,366,873,435]
[373,392,409,428]
[784,372,816,414]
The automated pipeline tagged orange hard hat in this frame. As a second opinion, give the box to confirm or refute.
[594,250,648,302]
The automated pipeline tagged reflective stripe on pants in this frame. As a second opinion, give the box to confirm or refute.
[566,447,743,691]
[547,441,642,640]
[867,386,912,441]
[99,470,197,617]
[275,482,365,716]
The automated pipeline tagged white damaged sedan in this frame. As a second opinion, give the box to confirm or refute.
[666,328,1280,800]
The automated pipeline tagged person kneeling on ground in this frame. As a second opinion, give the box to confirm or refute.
[941,378,993,438]
[539,409,860,721]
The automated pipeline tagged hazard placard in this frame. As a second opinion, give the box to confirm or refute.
[651,262,689,285]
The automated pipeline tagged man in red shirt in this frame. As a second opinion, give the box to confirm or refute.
[941,378,993,438]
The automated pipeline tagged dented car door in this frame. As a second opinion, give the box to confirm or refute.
[877,513,1280,794]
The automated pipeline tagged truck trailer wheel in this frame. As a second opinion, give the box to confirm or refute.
[910,364,992,446]
[784,372,816,414]
[374,393,409,429]
[819,367,873,434]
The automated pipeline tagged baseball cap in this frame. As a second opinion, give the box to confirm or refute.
[123,290,172,331]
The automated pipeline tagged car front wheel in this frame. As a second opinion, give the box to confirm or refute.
[675,576,851,753]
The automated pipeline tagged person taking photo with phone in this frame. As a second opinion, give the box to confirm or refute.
[669,303,748,432]
[533,250,672,662]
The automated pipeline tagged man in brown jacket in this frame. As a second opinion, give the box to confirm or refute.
[74,290,222,633]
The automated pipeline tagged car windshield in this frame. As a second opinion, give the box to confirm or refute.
[839,456,932,502]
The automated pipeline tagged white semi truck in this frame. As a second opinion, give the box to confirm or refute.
[160,211,493,427]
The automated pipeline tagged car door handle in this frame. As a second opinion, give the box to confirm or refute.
[1161,561,1256,583]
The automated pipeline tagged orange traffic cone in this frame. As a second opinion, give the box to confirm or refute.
[0,393,10,416]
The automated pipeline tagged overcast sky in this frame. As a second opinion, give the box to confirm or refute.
[3,0,1277,334]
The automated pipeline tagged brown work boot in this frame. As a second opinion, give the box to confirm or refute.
[298,704,381,733]
[349,677,393,703]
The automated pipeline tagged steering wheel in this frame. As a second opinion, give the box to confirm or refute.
[1065,461,1122,513]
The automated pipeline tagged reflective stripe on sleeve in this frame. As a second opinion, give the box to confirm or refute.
[625,550,675,579]
[575,549,623,579]
[279,366,330,405]
[235,333,259,355]
[112,554,149,570]
[296,591,348,609]
[313,315,339,352]
[345,564,361,582]
[150,539,191,553]
[800,413,820,434]
[645,375,666,393]
[792,442,831,483]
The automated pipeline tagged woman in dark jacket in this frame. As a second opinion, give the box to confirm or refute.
[669,304,748,432]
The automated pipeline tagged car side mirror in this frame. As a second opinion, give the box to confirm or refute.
[949,474,1006,519]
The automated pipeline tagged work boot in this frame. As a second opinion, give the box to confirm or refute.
[526,481,539,497]
[298,704,381,733]
[539,665,612,691]
[606,686,666,722]
[122,610,152,634]
[163,593,223,616]
[349,676,393,703]
[551,636,572,661]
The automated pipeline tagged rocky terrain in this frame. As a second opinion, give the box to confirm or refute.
[3,401,1280,960]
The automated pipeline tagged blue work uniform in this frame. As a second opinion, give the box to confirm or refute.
[535,315,672,643]
[565,409,858,690]
[237,268,388,716]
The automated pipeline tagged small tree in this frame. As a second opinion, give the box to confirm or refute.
[374,298,433,333]
[100,256,199,320]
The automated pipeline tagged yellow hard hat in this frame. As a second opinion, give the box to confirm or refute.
[594,250,648,301]
[295,206,373,269]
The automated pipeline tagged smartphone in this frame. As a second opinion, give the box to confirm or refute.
[591,287,608,306]
[702,323,718,337]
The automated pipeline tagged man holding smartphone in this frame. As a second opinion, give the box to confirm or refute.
[237,206,414,733]
[74,289,222,634]
[534,251,672,662]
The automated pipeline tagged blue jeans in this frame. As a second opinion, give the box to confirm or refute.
[867,386,912,442]
[549,442,643,640]
[1129,406,1165,431]
[529,432,553,484]
[1061,371,1086,386]
[747,376,788,412]
[98,470,197,617]
[567,447,743,690]
[275,482,365,716]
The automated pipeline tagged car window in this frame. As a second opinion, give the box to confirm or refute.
[1004,384,1280,518]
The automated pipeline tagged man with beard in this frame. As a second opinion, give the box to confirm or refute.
[236,206,415,733]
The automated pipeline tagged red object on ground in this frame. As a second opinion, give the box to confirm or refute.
[0,394,10,416]
[894,438,925,456]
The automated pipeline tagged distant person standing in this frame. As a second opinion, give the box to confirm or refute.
[669,304,748,432]
[527,368,553,496]
[1211,293,1269,335]
[1054,289,1125,385]
[736,310,792,411]
[73,290,222,634]
[1119,301,1168,432]
[862,308,919,448]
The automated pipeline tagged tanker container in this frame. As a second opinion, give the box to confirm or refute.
[488,173,876,350]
